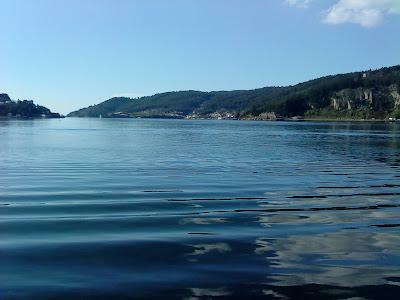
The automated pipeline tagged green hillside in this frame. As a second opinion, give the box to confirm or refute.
[68,65,400,120]
[68,87,282,118]
[0,94,62,118]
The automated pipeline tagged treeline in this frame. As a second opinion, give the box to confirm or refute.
[0,94,62,118]
[68,65,400,119]
[69,87,282,118]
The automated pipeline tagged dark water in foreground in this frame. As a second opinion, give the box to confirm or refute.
[1,118,400,299]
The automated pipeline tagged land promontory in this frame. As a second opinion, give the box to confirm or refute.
[0,94,62,118]
[68,65,400,120]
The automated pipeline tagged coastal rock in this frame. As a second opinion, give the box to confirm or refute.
[258,112,278,120]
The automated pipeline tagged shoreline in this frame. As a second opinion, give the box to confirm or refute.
[240,116,390,123]
[64,115,398,123]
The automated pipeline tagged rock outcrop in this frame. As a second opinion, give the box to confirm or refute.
[389,84,400,108]
[331,88,374,111]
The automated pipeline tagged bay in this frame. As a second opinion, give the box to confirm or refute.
[1,118,400,299]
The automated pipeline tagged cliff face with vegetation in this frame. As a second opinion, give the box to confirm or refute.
[331,88,374,110]
[325,84,400,119]
[303,81,400,120]
[0,94,62,118]
[68,65,400,120]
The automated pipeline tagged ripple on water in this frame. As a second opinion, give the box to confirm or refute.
[1,119,400,299]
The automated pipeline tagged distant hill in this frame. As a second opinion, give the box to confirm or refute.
[0,94,62,118]
[68,87,282,119]
[68,65,400,120]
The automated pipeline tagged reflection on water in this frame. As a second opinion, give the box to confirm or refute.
[180,217,229,225]
[187,243,232,259]
[1,118,400,299]
[255,231,400,287]
[189,287,232,297]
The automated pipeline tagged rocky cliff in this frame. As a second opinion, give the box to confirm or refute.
[330,84,400,113]
[331,88,373,111]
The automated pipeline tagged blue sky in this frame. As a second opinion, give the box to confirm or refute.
[1,0,399,115]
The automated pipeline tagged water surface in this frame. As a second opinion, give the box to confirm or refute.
[1,118,400,299]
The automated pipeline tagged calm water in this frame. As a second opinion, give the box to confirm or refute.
[1,118,400,299]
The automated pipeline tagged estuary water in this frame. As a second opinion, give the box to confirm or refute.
[1,118,400,299]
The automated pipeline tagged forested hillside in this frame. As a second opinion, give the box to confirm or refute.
[68,87,282,118]
[0,94,62,118]
[68,65,400,120]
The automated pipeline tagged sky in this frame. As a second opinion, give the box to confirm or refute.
[1,0,399,115]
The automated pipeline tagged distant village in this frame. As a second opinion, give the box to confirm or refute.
[101,110,307,121]
[101,110,239,120]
